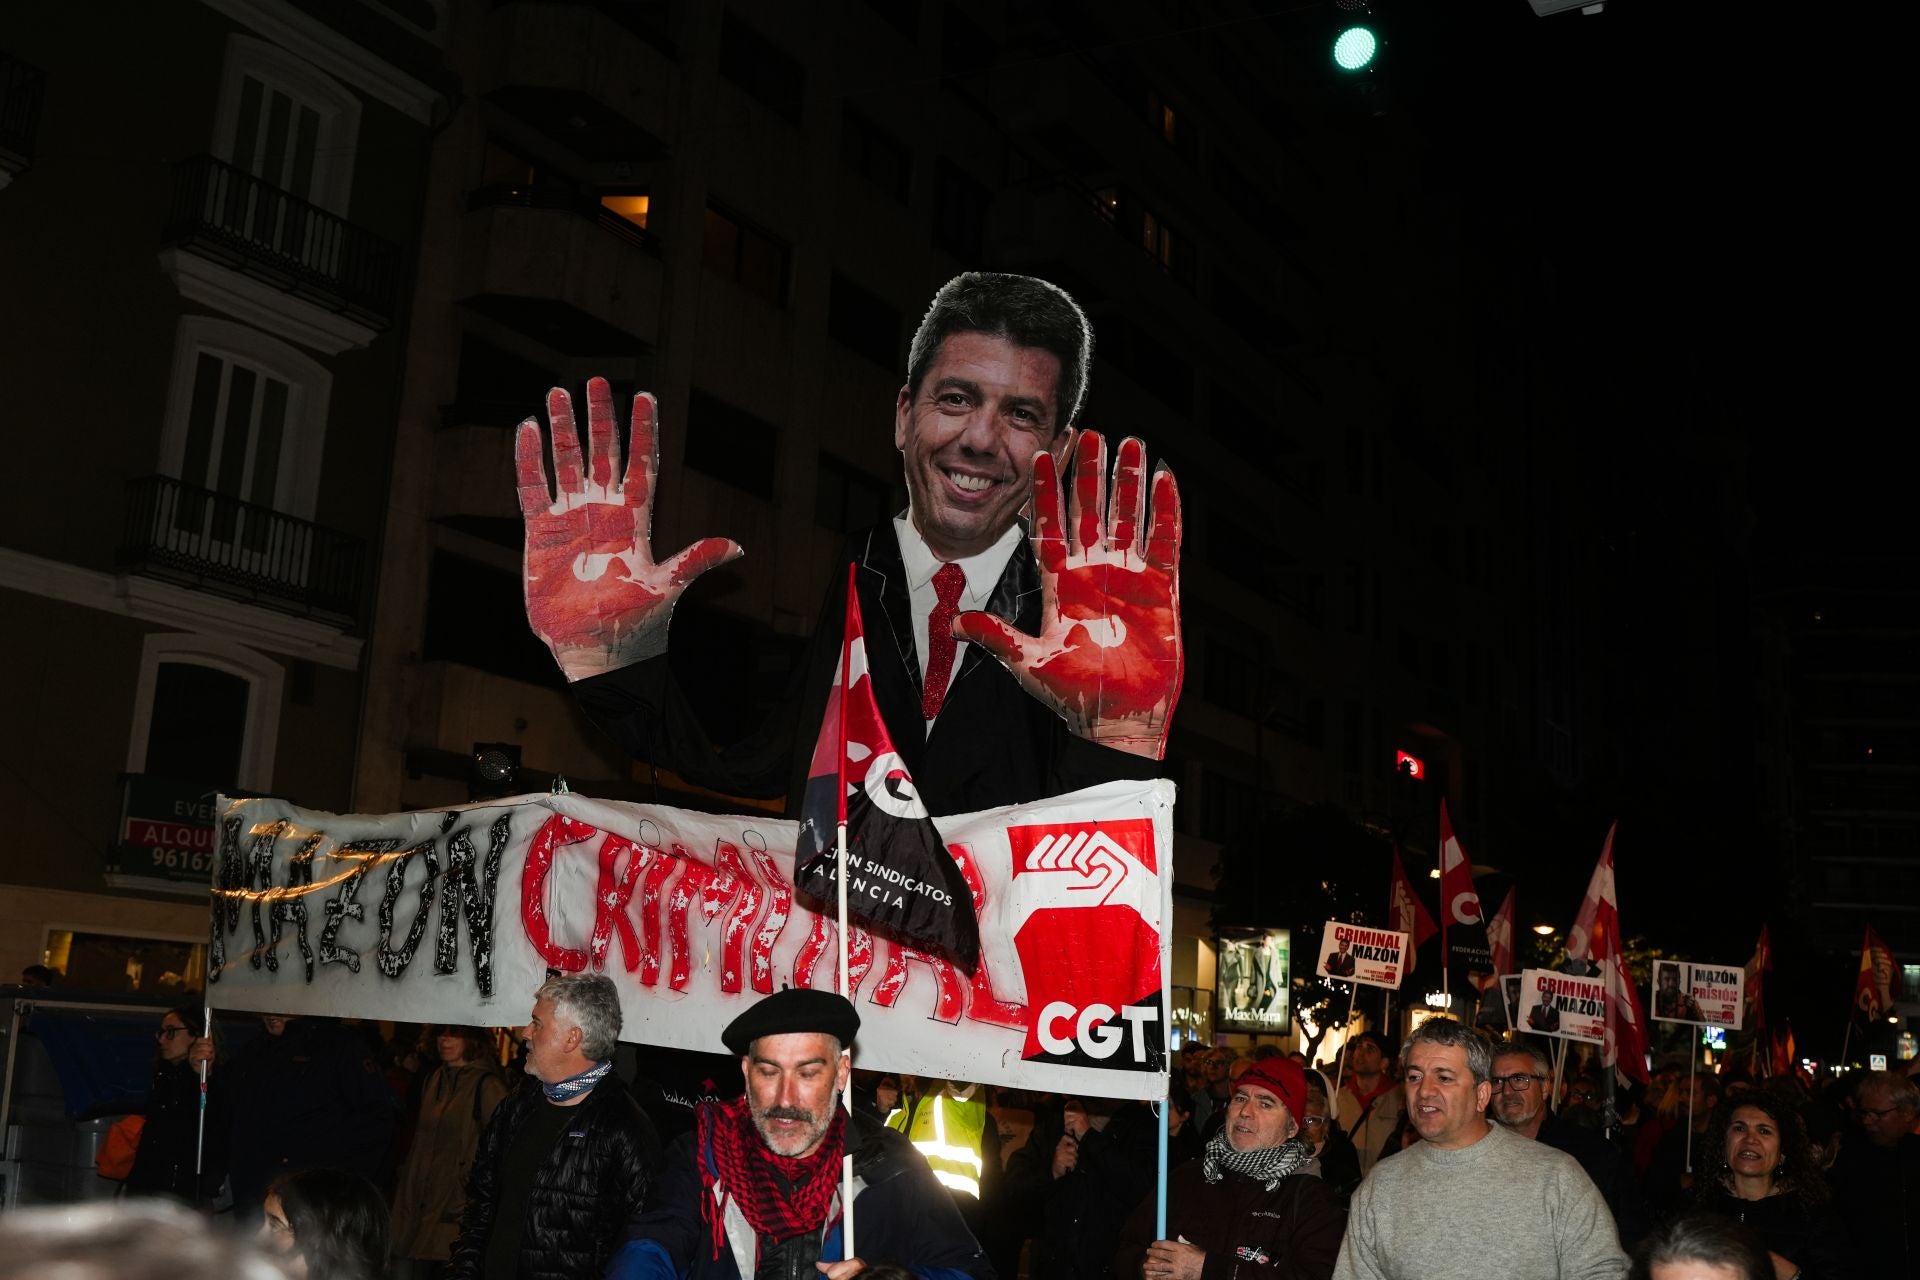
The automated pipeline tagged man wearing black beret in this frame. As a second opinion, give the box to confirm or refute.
[611,988,995,1279]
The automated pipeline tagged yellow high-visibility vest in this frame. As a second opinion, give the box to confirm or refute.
[887,1092,986,1198]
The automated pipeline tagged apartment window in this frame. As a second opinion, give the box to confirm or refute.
[703,204,789,305]
[686,388,778,500]
[598,192,650,230]
[1094,186,1193,286]
[160,317,331,524]
[719,11,805,124]
[932,157,990,262]
[127,635,284,790]
[828,272,902,369]
[1203,637,1258,713]
[213,36,361,213]
[841,106,912,204]
[816,453,891,533]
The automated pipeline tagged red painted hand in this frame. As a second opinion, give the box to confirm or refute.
[953,431,1182,760]
[516,378,742,681]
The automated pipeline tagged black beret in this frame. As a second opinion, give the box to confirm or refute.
[722,988,861,1056]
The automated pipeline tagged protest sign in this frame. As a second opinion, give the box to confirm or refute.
[1516,967,1606,1043]
[206,780,1174,1100]
[1315,922,1409,990]
[1651,960,1744,1029]
[1501,974,1523,1030]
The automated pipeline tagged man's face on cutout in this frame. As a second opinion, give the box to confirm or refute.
[895,331,1071,561]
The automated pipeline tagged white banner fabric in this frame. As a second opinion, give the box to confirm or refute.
[206,780,1174,1100]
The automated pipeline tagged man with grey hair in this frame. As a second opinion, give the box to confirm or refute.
[1828,1068,1920,1275]
[1490,1039,1646,1248]
[1333,1018,1626,1280]
[447,973,660,1280]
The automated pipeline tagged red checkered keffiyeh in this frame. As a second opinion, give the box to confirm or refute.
[696,1096,847,1262]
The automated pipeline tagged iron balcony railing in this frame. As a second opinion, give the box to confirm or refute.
[164,154,402,323]
[119,475,366,626]
[0,49,45,170]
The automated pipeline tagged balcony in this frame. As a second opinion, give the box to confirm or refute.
[118,475,365,628]
[159,155,402,353]
[0,49,44,187]
[458,185,663,355]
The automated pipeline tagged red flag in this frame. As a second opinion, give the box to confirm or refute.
[1567,822,1650,1085]
[1487,886,1516,981]
[1744,925,1771,1032]
[1438,799,1493,990]
[1855,925,1897,1021]
[1770,1020,1796,1079]
[1388,846,1439,974]
[794,567,980,968]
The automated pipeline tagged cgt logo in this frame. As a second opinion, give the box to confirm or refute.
[1035,1000,1160,1060]
[1006,817,1163,1070]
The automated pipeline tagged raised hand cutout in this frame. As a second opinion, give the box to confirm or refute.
[953,430,1183,760]
[516,378,743,681]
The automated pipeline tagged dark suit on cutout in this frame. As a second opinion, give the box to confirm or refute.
[573,522,1156,818]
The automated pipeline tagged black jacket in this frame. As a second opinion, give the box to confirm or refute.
[574,523,1156,817]
[127,1059,228,1202]
[1538,1111,1649,1249]
[615,1109,992,1280]
[223,1018,396,1212]
[447,1076,661,1280]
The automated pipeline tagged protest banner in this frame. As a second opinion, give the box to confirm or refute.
[1651,960,1745,1029]
[1516,967,1606,1043]
[206,779,1174,1100]
[1315,922,1409,990]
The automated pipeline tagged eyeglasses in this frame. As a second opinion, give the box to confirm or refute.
[1490,1073,1548,1092]
[1300,1116,1328,1129]
[156,1026,191,1040]
[1859,1106,1906,1120]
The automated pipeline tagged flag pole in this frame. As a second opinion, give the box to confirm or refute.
[194,1004,211,1188]
[1155,845,1173,1242]
[1683,1040,1697,1175]
[836,563,856,1260]
[1550,1037,1566,1111]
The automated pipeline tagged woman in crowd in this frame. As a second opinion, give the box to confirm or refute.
[1113,1058,1345,1280]
[1629,1212,1773,1280]
[389,1026,507,1278]
[126,1005,227,1203]
[262,1167,391,1280]
[1690,1091,1849,1279]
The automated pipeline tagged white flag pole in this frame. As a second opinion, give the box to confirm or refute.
[836,564,856,1261]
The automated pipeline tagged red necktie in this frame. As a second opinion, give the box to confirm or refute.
[922,562,966,720]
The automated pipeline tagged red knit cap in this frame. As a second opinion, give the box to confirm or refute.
[1235,1057,1308,1124]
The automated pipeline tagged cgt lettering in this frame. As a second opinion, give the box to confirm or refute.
[1035,1001,1159,1062]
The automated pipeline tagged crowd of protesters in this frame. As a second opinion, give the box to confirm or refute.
[27,988,1919,1280]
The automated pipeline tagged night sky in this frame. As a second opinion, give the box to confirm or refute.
[1346,1,1905,1043]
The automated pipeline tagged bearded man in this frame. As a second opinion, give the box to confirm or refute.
[611,988,992,1279]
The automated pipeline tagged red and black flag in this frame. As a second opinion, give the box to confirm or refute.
[794,567,981,970]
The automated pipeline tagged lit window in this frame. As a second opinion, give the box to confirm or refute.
[599,193,649,229]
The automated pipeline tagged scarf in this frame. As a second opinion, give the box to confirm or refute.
[697,1095,847,1262]
[541,1058,611,1103]
[1202,1128,1313,1191]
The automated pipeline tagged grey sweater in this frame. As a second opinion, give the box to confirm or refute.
[1332,1121,1627,1280]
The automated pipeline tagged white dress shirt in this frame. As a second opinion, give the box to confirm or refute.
[893,517,1022,732]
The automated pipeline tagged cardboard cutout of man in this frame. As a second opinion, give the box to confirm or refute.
[515,273,1182,824]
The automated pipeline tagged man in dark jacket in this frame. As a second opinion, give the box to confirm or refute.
[446,974,659,1280]
[611,988,993,1279]
[517,272,1179,825]
[1114,1057,1345,1280]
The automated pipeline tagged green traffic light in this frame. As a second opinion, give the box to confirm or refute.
[1333,25,1379,72]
